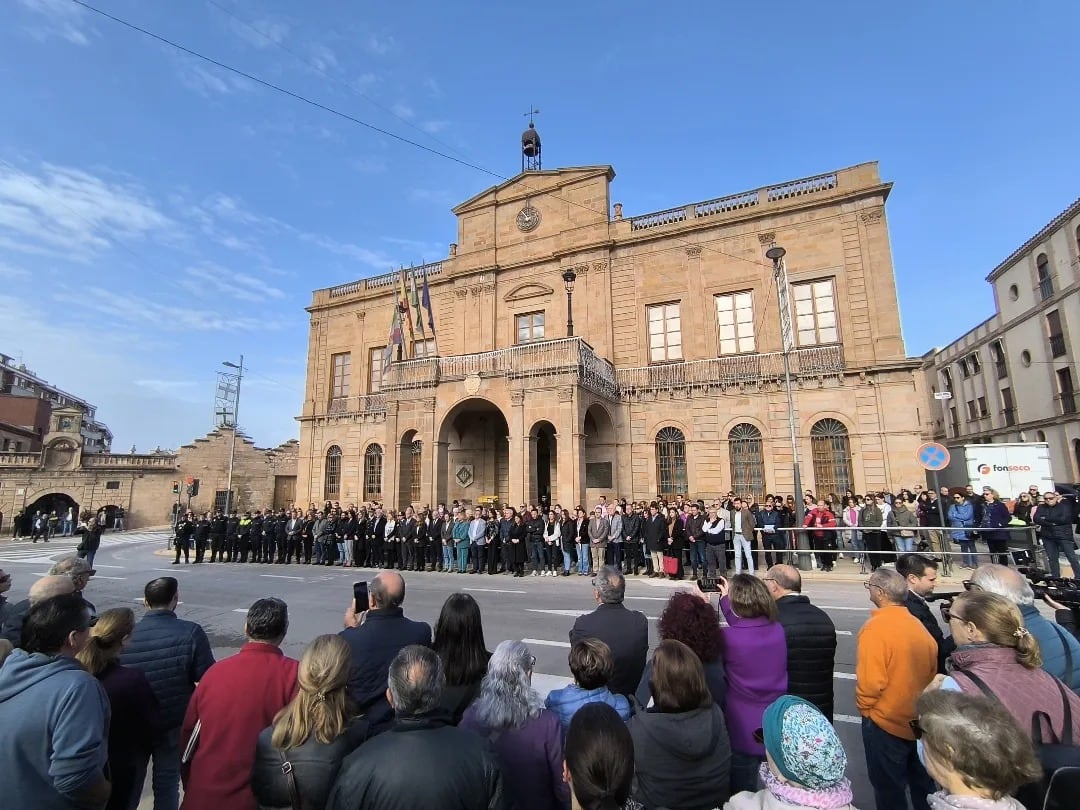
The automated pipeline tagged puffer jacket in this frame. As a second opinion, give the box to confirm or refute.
[775,595,836,721]
[119,609,215,729]
[251,720,368,810]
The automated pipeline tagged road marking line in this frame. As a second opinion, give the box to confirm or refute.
[818,606,868,612]
[152,568,188,573]
[836,630,853,635]
[522,638,571,648]
[526,608,660,620]
[834,672,856,680]
[260,574,305,581]
[91,564,125,569]
[625,596,671,601]
[93,575,127,580]
[232,608,248,613]
[464,588,527,594]
[835,713,861,725]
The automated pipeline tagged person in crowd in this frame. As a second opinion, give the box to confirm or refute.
[120,576,215,810]
[929,590,1080,741]
[913,690,1043,810]
[326,645,504,810]
[547,638,631,732]
[339,571,432,727]
[856,567,937,810]
[50,554,97,618]
[452,508,471,574]
[664,505,687,579]
[947,492,978,569]
[724,696,856,810]
[716,573,787,794]
[979,489,1013,566]
[764,564,836,720]
[432,592,491,723]
[508,511,529,577]
[0,568,12,630]
[897,554,955,674]
[804,499,838,572]
[587,506,610,577]
[0,573,76,645]
[859,493,888,570]
[643,502,667,578]
[76,607,161,810]
[77,514,105,568]
[970,563,1080,690]
[569,566,649,697]
[888,495,920,556]
[180,598,299,810]
[637,589,726,708]
[251,634,369,810]
[629,638,731,810]
[730,497,757,576]
[461,640,569,810]
[0,637,11,665]
[542,509,562,577]
[1034,490,1080,578]
[0,593,112,810]
[562,702,635,810]
[840,495,865,571]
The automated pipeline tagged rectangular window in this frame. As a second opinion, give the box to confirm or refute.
[966,400,977,420]
[413,339,435,358]
[792,279,838,346]
[968,353,981,374]
[330,352,351,401]
[647,302,682,363]
[948,406,959,436]
[977,396,988,417]
[1001,387,1016,426]
[105,481,120,490]
[214,490,232,513]
[959,358,970,378]
[1058,368,1077,415]
[991,341,1008,379]
[714,291,755,355]
[1047,311,1067,358]
[515,312,545,344]
[368,347,383,393]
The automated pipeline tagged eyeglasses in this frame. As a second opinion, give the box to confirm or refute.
[909,718,925,739]
[528,655,537,668]
[863,581,884,592]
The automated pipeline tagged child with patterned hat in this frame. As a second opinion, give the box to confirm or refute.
[725,695,858,810]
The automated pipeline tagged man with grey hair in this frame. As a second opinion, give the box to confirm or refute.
[326,645,503,810]
[48,556,96,619]
[569,565,648,697]
[970,563,1080,690]
[0,575,77,645]
[856,568,937,810]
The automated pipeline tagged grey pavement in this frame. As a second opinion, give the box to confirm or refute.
[3,530,998,810]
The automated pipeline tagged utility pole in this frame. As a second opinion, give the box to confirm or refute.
[219,356,244,512]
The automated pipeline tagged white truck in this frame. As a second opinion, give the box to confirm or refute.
[938,442,1055,499]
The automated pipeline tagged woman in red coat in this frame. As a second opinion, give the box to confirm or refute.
[803,499,838,572]
[180,598,299,810]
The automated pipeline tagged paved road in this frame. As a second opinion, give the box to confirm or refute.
[1,531,923,808]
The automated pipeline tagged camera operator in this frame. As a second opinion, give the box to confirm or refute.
[1033,490,1080,579]
[969,563,1080,691]
[897,554,955,674]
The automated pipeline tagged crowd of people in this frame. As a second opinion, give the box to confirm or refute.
[166,483,1079,582]
[1,542,1079,810]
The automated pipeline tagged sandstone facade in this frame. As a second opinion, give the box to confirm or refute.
[299,162,927,510]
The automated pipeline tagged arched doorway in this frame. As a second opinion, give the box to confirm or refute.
[437,399,510,508]
[363,443,384,503]
[530,421,557,508]
[583,405,616,501]
[655,427,688,499]
[810,418,853,498]
[21,493,80,536]
[728,423,765,501]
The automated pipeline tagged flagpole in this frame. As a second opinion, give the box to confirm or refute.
[421,264,440,357]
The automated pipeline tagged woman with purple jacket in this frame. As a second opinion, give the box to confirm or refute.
[717,574,788,795]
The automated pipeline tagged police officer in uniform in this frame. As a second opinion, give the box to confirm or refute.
[193,511,211,563]
[173,510,194,565]
[209,510,227,562]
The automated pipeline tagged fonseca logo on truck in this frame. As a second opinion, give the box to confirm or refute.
[977,463,1033,474]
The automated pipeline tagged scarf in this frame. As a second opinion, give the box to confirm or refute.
[758,762,854,809]
[927,791,1025,810]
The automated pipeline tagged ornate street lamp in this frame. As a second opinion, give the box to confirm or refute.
[562,269,577,337]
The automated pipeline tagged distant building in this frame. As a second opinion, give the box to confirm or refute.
[0,394,51,452]
[922,198,1080,483]
[0,353,113,454]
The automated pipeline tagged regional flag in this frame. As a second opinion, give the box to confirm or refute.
[420,266,436,336]
[409,267,426,338]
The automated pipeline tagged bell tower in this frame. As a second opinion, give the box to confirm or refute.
[521,107,541,172]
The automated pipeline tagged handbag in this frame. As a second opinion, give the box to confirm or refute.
[278,750,303,810]
[662,556,679,575]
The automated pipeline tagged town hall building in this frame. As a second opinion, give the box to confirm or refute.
[298,142,926,510]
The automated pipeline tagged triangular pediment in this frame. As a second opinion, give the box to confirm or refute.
[503,282,555,302]
[453,166,615,214]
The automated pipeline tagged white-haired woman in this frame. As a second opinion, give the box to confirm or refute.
[461,640,570,810]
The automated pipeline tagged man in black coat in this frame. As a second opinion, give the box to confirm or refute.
[765,564,837,721]
[568,566,648,697]
[896,553,955,674]
[1034,491,1080,578]
[326,645,502,810]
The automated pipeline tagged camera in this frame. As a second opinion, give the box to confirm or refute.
[1020,568,1080,608]
[930,581,976,622]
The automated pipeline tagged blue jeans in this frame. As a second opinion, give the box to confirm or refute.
[895,535,916,553]
[562,549,572,573]
[442,544,454,570]
[610,541,624,570]
[576,543,590,574]
[529,542,544,572]
[1044,537,1080,578]
[688,540,706,574]
[152,726,181,810]
[861,717,933,810]
[958,538,977,568]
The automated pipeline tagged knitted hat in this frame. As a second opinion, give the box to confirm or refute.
[761,696,847,790]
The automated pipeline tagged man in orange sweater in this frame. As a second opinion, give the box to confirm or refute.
[856,567,937,810]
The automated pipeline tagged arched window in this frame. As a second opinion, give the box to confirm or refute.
[655,427,688,499]
[728,423,765,501]
[324,445,342,501]
[409,440,423,505]
[1037,253,1053,300]
[810,419,852,498]
[363,444,383,502]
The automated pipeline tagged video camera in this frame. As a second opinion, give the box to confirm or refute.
[930,581,976,622]
[1020,568,1080,609]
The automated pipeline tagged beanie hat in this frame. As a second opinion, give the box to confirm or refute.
[761,696,847,790]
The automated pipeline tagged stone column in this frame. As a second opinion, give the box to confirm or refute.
[383,401,400,509]
[433,440,450,507]
[507,390,526,506]
[421,397,436,508]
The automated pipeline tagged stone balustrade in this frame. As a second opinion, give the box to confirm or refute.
[324,261,444,300]
[327,393,388,416]
[0,452,42,468]
[81,454,178,468]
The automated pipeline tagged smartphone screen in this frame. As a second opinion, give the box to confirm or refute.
[353,581,368,614]
[697,577,721,593]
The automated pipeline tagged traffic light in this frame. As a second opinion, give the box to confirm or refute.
[172,481,180,495]
[187,478,200,498]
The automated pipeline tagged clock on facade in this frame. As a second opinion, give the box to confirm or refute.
[516,204,541,232]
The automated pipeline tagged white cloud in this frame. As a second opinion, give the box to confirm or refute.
[352,73,380,92]
[0,162,173,260]
[423,78,442,97]
[16,0,92,45]
[181,263,286,303]
[0,262,30,279]
[421,120,450,134]
[365,33,396,56]
[391,102,415,120]
[177,61,256,97]
[308,43,338,72]
[68,287,285,333]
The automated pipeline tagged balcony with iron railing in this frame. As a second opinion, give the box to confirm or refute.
[1049,333,1068,358]
[1058,392,1078,416]
[1002,408,1017,427]
[1039,277,1055,301]
[327,393,388,417]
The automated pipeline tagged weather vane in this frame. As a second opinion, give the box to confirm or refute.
[524,106,540,124]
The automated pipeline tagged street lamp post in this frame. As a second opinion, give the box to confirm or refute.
[562,269,577,337]
[765,245,810,571]
[222,356,244,513]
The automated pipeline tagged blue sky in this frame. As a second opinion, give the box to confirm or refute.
[1,0,1078,451]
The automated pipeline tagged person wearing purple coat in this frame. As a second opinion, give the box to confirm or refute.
[717,574,787,796]
[461,640,570,810]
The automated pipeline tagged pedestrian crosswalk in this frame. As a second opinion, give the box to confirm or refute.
[0,530,170,564]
